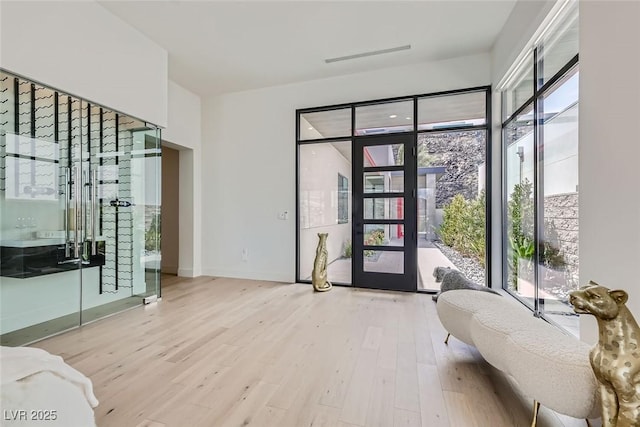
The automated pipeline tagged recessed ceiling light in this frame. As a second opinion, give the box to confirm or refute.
[406,117,412,120]
[389,114,397,119]
[308,127,313,130]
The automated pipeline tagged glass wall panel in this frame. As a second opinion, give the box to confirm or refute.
[538,66,579,322]
[417,130,487,291]
[418,92,486,130]
[355,101,413,135]
[0,76,82,345]
[504,106,535,305]
[364,198,403,220]
[363,224,404,247]
[501,5,579,334]
[363,144,404,167]
[299,141,352,285]
[363,251,404,274]
[299,108,351,140]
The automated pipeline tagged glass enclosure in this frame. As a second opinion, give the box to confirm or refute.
[0,70,161,346]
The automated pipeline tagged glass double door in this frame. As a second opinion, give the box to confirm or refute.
[0,71,161,346]
[352,134,417,291]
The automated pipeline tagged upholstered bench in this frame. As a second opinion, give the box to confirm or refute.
[436,290,599,426]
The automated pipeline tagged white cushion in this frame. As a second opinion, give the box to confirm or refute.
[470,303,537,371]
[507,329,599,419]
[436,290,504,346]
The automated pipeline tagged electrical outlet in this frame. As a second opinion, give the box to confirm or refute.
[241,248,249,261]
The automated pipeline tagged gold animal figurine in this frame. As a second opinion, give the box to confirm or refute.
[569,281,640,427]
[312,233,332,292]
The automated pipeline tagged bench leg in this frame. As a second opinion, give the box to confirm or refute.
[531,399,540,427]
[444,333,451,345]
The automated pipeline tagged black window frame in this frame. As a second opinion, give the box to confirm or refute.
[296,86,492,290]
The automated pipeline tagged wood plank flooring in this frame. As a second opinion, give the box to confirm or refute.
[33,275,525,427]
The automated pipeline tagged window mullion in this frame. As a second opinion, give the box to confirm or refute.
[532,46,541,316]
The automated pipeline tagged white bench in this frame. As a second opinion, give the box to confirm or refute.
[436,290,599,426]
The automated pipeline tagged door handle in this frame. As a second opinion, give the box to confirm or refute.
[91,169,97,256]
[110,200,132,208]
[64,167,71,257]
[73,166,80,258]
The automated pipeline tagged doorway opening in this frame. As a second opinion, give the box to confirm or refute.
[161,145,180,276]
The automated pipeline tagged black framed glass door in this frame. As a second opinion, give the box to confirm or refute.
[352,133,416,291]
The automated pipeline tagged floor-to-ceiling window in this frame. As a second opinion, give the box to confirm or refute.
[296,88,489,292]
[500,1,579,333]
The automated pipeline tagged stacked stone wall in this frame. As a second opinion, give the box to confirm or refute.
[418,131,485,208]
[543,192,579,289]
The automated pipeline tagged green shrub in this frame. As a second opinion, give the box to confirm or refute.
[438,191,486,267]
[507,179,534,285]
[506,179,566,286]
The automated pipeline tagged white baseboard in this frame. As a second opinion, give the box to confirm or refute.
[177,268,195,277]
[201,268,293,283]
[162,265,178,275]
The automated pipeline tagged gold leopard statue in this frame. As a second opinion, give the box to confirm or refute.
[312,233,332,292]
[569,281,640,427]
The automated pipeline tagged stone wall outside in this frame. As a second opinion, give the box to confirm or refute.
[543,192,579,294]
[417,131,485,208]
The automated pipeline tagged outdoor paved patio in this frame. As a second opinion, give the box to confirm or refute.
[324,245,456,292]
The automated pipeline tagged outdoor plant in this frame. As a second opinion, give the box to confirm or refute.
[364,229,385,246]
[507,179,534,286]
[342,230,385,259]
[439,194,467,249]
[438,191,486,266]
[507,179,566,287]
[364,229,385,257]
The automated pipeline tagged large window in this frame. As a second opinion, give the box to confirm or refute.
[296,88,489,291]
[501,1,579,333]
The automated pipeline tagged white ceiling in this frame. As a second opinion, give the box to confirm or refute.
[98,1,518,97]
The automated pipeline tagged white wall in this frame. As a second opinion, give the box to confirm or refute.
[162,80,202,278]
[578,0,640,343]
[0,1,168,127]
[201,54,491,282]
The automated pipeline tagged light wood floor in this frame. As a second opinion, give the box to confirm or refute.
[33,275,525,427]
